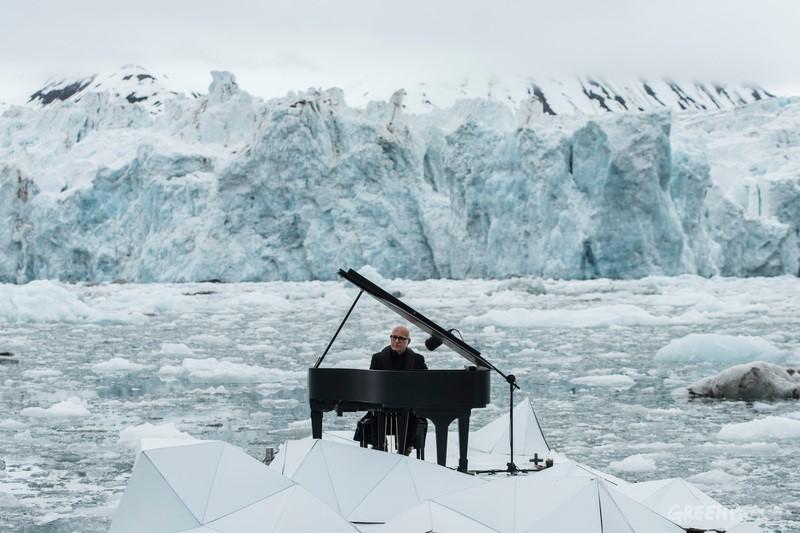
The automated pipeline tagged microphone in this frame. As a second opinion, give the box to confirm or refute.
[424,335,444,351]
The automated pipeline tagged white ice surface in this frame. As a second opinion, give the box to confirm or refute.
[464,305,705,329]
[655,333,783,363]
[570,374,636,388]
[717,416,800,441]
[118,422,197,452]
[92,357,147,373]
[688,361,800,400]
[159,357,304,383]
[608,454,658,473]
[20,397,90,418]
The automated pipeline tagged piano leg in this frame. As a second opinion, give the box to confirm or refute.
[397,411,410,455]
[458,413,470,473]
[311,408,323,439]
[375,410,386,450]
[417,411,470,472]
[434,420,449,468]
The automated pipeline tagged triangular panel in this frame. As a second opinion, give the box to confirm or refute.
[602,483,685,533]
[348,461,420,523]
[470,399,549,456]
[408,458,484,502]
[204,443,294,522]
[435,477,516,533]
[274,485,359,533]
[206,485,293,533]
[598,482,637,533]
[279,438,317,477]
[110,454,200,533]
[320,441,402,517]
[430,501,501,533]
[518,479,601,533]
[380,501,435,533]
[145,441,225,521]
[291,444,341,515]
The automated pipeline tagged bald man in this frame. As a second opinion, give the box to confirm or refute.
[370,325,428,370]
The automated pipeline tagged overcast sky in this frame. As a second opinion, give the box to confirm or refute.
[1,0,799,104]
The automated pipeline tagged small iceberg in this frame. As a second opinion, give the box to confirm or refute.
[655,333,782,363]
[688,361,800,400]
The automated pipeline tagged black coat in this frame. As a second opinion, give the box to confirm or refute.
[369,346,427,371]
[354,346,428,450]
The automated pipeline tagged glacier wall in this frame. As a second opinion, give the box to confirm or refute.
[1,72,798,282]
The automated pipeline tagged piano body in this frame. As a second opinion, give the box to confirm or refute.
[308,269,511,473]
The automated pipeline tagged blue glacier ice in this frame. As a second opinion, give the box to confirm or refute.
[1,68,798,282]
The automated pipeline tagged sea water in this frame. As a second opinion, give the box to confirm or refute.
[1,275,799,531]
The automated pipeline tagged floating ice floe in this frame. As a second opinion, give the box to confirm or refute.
[463,304,704,329]
[608,454,658,473]
[686,469,742,487]
[688,361,800,400]
[570,374,636,389]
[110,439,358,533]
[0,280,140,324]
[718,415,800,441]
[269,439,484,525]
[158,357,303,383]
[0,419,26,430]
[157,342,195,356]
[118,422,197,453]
[92,357,147,373]
[0,491,22,508]
[19,397,90,418]
[655,334,782,363]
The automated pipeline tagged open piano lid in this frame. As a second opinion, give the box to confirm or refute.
[338,268,511,381]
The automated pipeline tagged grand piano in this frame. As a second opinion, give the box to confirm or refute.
[308,269,515,473]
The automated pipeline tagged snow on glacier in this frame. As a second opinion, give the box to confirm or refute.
[1,70,798,283]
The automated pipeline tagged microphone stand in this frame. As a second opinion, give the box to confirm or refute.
[506,374,519,474]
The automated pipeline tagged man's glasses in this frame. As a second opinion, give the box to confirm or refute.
[390,335,409,342]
